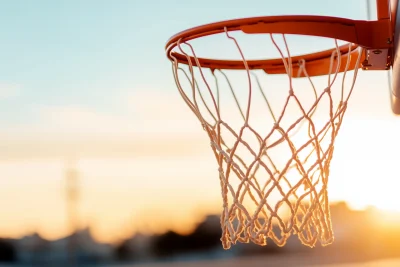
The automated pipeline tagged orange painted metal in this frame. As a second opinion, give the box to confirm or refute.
[377,0,391,20]
[166,14,393,77]
[170,43,361,77]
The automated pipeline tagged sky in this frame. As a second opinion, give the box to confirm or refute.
[0,0,399,244]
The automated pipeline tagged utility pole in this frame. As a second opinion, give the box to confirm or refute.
[66,160,79,267]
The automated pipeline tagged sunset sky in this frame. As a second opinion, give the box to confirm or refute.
[0,0,399,244]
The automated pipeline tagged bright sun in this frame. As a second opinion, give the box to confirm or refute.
[328,118,400,213]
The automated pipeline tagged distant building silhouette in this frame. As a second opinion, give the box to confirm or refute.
[13,228,113,265]
[16,233,49,265]
[5,201,400,265]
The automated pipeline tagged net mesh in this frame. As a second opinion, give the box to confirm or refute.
[169,30,364,249]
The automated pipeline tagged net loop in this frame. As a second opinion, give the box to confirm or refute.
[169,31,363,249]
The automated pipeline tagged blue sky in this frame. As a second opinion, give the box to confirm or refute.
[0,1,142,124]
[0,0,371,126]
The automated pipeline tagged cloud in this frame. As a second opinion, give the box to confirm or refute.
[121,90,207,135]
[126,90,201,120]
[0,102,210,159]
[37,105,136,135]
[0,83,20,100]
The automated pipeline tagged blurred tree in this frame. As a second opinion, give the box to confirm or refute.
[0,239,16,262]
[115,239,134,262]
[153,231,186,257]
[152,215,222,257]
[186,215,221,251]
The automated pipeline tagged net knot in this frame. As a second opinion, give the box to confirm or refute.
[289,89,294,96]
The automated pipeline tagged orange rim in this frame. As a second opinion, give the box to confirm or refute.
[166,15,392,75]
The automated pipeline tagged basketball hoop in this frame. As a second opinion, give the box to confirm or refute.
[165,2,396,249]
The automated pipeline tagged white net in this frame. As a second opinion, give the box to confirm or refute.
[168,29,364,249]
